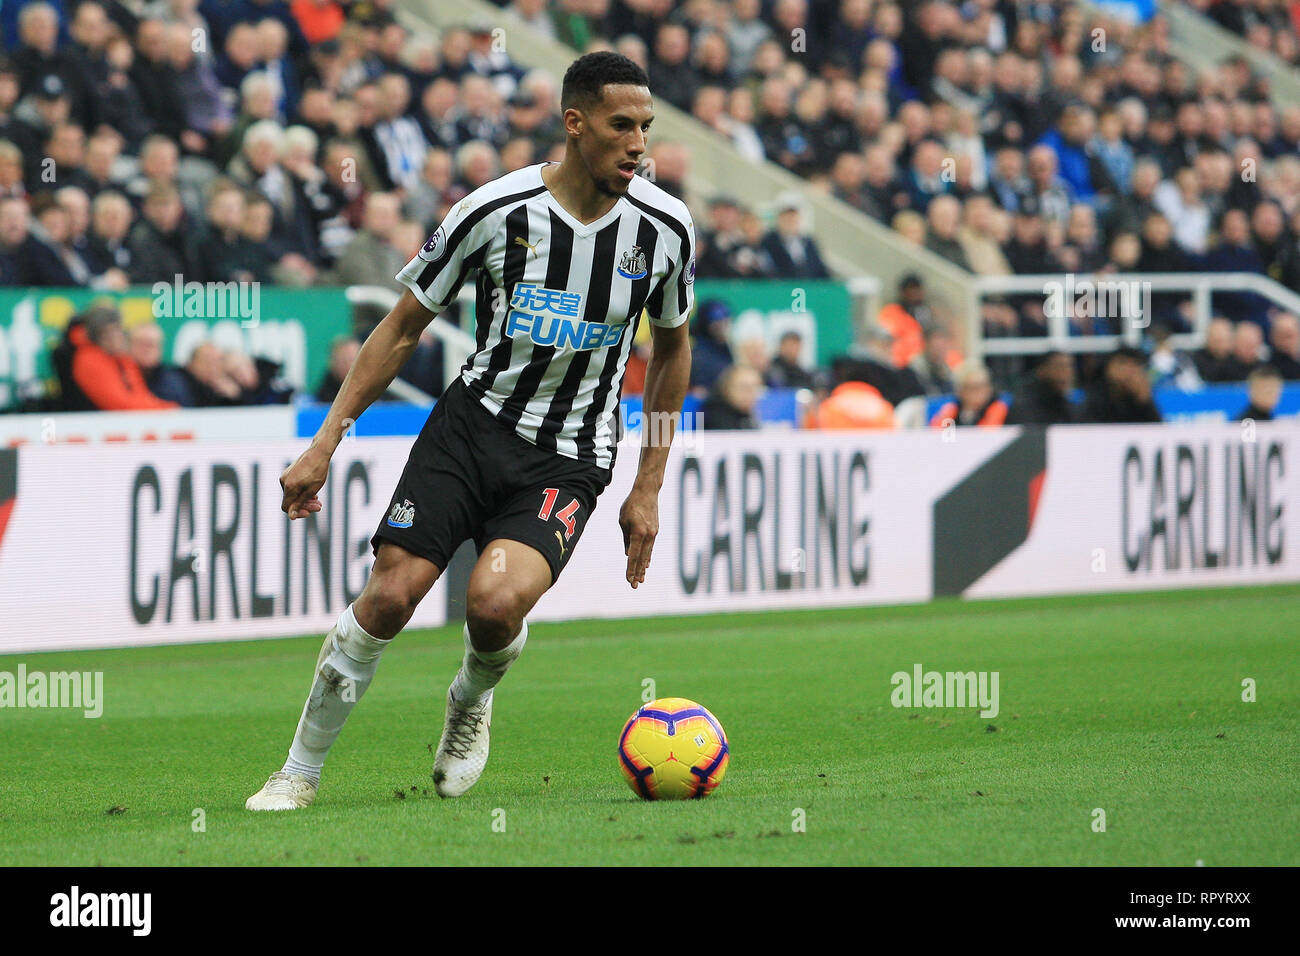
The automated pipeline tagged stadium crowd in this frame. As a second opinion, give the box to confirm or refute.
[0,0,1296,426]
[1180,0,1300,66]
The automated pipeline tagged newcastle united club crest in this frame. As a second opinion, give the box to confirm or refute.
[617,245,648,280]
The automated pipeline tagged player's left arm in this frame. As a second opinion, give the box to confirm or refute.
[620,213,696,588]
[620,310,692,589]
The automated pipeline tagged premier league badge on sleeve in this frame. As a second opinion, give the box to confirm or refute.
[617,245,648,280]
[423,226,446,260]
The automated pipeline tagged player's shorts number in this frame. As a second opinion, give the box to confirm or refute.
[538,488,580,539]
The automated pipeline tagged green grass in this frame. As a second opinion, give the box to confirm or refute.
[1,585,1297,866]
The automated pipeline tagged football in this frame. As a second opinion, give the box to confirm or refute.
[618,698,730,800]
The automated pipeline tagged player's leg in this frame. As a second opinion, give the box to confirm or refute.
[432,538,554,797]
[248,383,487,810]
[245,544,441,810]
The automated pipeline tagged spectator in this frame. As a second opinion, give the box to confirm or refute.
[909,325,957,397]
[830,324,924,407]
[127,181,193,283]
[1237,366,1284,423]
[183,340,244,406]
[131,19,188,143]
[70,305,178,411]
[1268,313,1300,380]
[372,72,428,192]
[1082,347,1162,423]
[1191,317,1245,383]
[1025,144,1074,225]
[83,189,134,279]
[688,298,735,393]
[767,330,815,389]
[1251,200,1300,293]
[191,179,262,283]
[1231,321,1266,378]
[647,23,698,112]
[1006,351,1077,425]
[11,2,91,128]
[129,321,194,406]
[760,194,829,279]
[167,21,233,153]
[315,334,359,402]
[0,192,71,284]
[26,193,84,285]
[876,273,933,368]
[930,361,1008,428]
[225,348,293,405]
[923,194,971,271]
[1036,104,1111,203]
[1147,321,1202,391]
[81,130,123,199]
[323,191,404,288]
[1204,208,1268,328]
[702,363,763,431]
[957,195,1011,276]
[1154,167,1211,255]
[696,195,747,279]
[736,337,771,382]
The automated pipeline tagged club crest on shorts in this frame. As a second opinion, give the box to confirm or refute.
[386,499,416,528]
[617,245,648,280]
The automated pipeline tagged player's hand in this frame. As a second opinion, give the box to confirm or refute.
[619,487,659,589]
[280,446,330,519]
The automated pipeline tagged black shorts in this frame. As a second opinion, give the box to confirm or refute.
[371,376,614,583]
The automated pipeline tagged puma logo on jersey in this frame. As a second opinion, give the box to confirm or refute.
[514,236,541,258]
[554,530,567,558]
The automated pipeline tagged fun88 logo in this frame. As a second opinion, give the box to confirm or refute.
[505,283,624,350]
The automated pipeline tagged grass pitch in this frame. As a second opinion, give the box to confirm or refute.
[1,584,1296,866]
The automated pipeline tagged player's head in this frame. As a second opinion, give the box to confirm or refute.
[559,52,652,197]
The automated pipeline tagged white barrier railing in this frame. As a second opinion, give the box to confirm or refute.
[344,285,477,403]
[972,271,1300,356]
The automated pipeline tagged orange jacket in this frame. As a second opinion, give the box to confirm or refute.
[810,381,896,429]
[72,334,179,412]
[292,0,345,44]
[876,303,923,368]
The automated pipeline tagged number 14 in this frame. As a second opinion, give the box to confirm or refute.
[538,488,579,539]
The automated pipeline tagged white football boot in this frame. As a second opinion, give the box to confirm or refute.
[432,688,493,797]
[245,771,318,811]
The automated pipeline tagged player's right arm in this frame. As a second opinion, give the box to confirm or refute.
[281,198,487,518]
[281,289,435,518]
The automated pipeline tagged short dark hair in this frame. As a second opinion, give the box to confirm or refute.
[561,52,649,112]
[1248,364,1283,384]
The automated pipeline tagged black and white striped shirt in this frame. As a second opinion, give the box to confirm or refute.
[396,162,696,471]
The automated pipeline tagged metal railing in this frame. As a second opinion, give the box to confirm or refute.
[344,285,476,403]
[351,276,880,393]
[972,271,1300,356]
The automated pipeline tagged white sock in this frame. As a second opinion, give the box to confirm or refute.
[283,604,390,784]
[450,619,528,706]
